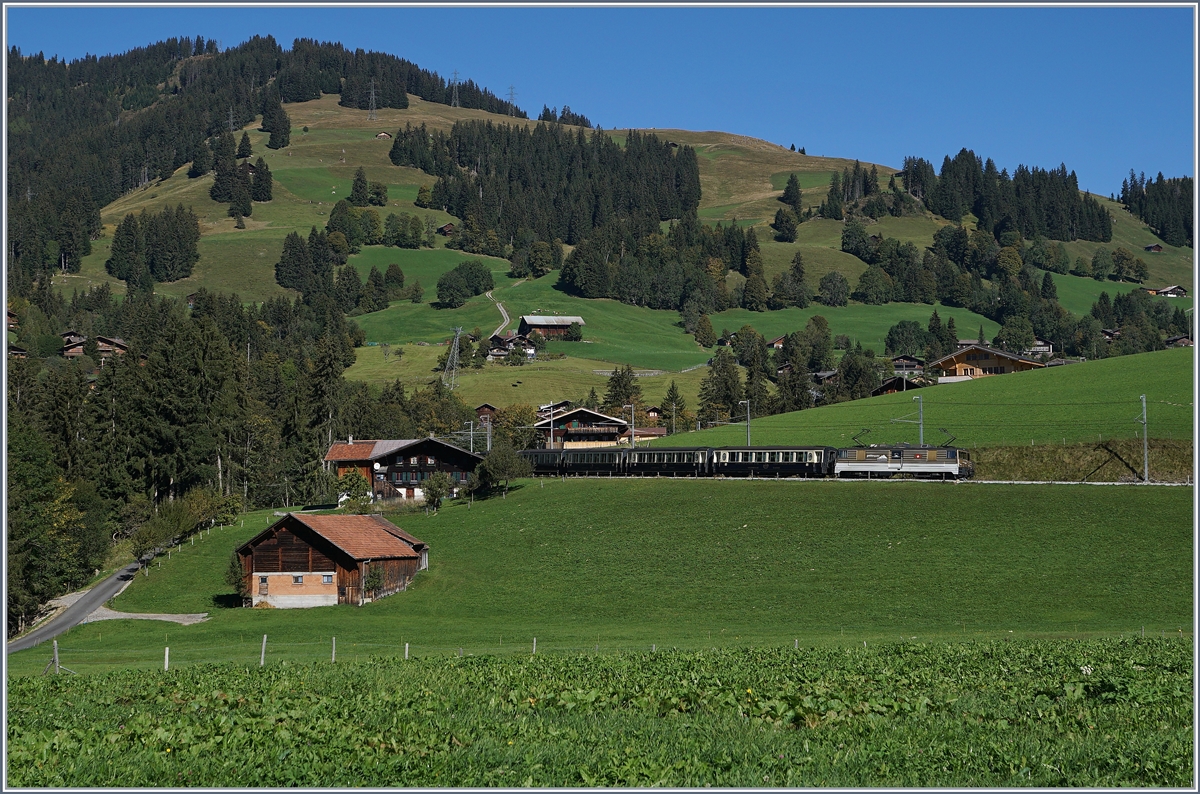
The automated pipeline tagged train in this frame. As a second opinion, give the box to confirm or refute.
[519,444,974,480]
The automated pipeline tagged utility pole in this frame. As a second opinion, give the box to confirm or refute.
[739,400,751,446]
[912,395,924,446]
[450,69,460,108]
[1139,394,1149,483]
[507,85,517,116]
[624,404,636,449]
[463,421,474,454]
[368,78,378,121]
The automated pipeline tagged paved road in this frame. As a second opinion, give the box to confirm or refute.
[6,561,141,654]
[485,290,509,337]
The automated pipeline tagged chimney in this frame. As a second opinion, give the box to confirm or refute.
[349,435,353,444]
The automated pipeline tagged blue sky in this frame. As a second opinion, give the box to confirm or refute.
[6,6,1194,195]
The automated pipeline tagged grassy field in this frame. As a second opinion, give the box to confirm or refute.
[8,638,1191,787]
[651,348,1193,449]
[345,343,718,412]
[6,475,1191,677]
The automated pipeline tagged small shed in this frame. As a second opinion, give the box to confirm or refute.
[376,131,393,140]
[7,310,17,331]
[7,344,27,359]
[475,403,498,425]
[437,223,455,236]
[1144,244,1164,253]
[236,513,427,608]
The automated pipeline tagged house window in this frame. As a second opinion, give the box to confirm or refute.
[426,456,436,465]
[322,574,333,584]
[259,576,268,585]
[409,457,418,465]
[292,575,303,585]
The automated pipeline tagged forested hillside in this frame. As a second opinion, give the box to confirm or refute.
[6,35,525,294]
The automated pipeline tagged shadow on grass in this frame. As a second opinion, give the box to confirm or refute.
[211,593,243,609]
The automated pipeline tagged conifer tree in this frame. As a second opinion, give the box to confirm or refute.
[350,167,369,207]
[698,347,742,424]
[251,158,273,202]
[781,173,802,210]
[603,363,641,410]
[1041,271,1058,301]
[694,314,716,347]
[237,132,252,159]
[105,213,143,281]
[187,144,212,178]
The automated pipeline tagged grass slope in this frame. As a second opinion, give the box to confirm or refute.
[652,348,1193,449]
[7,477,1191,677]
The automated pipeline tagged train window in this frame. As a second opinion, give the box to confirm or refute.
[719,452,728,463]
[892,449,903,459]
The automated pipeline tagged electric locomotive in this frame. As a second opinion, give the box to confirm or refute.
[833,444,973,479]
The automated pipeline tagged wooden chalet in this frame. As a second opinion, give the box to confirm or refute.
[1166,334,1193,348]
[1144,244,1164,253]
[1023,338,1054,357]
[475,403,498,425]
[487,331,534,361]
[517,315,585,339]
[61,330,86,347]
[1145,285,1187,297]
[7,310,17,331]
[955,339,984,349]
[645,405,662,421]
[534,407,626,449]
[871,375,928,397]
[323,437,483,502]
[8,344,27,359]
[375,131,393,139]
[767,335,787,350]
[891,355,924,375]
[1101,328,1120,342]
[928,344,1044,378]
[437,223,455,236]
[235,513,427,608]
[62,334,129,364]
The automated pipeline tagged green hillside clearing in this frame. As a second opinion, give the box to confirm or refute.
[653,348,1193,449]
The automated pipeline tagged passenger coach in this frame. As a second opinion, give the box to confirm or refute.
[712,447,837,477]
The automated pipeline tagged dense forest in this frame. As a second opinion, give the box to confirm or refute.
[6,35,520,298]
[1120,170,1193,248]
[901,149,1112,243]
[6,284,477,634]
[388,122,700,247]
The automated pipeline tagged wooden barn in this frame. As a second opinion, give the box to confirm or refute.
[1144,243,1164,253]
[475,403,498,425]
[437,222,456,236]
[324,437,482,501]
[236,513,427,608]
[517,315,586,339]
[7,309,17,331]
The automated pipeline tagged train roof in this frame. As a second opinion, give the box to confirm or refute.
[715,444,836,450]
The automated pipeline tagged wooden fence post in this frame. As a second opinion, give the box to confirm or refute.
[532,637,536,655]
[260,634,267,666]
[165,647,170,671]
[404,642,409,660]
[332,637,336,663]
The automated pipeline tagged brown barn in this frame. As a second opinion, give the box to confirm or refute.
[475,403,498,425]
[437,223,455,236]
[236,513,428,608]
[518,315,586,339]
[1144,244,1164,253]
[8,344,27,359]
[7,310,17,331]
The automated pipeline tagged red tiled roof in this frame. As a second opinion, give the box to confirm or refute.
[378,523,428,550]
[324,441,380,462]
[289,514,419,560]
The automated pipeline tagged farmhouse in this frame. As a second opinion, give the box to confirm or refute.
[7,309,17,331]
[324,437,482,501]
[871,375,928,397]
[767,335,787,350]
[1145,285,1188,297]
[517,315,585,339]
[537,399,573,419]
[437,223,455,236]
[534,407,627,449]
[8,344,27,359]
[622,426,667,445]
[1166,334,1193,348]
[1144,243,1164,253]
[486,331,535,361]
[928,344,1044,380]
[891,355,924,375]
[62,334,129,364]
[235,513,427,608]
[1023,338,1054,357]
[475,403,498,425]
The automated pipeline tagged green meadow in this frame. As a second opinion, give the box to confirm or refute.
[653,348,1193,450]
[6,477,1191,678]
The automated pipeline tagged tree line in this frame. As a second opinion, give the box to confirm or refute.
[6,283,477,632]
[900,149,1112,243]
[1120,170,1193,248]
[537,105,593,128]
[7,33,521,301]
[388,121,701,248]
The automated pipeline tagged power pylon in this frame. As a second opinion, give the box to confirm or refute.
[228,106,235,133]
[450,69,460,108]
[368,78,378,121]
[443,327,463,390]
[507,85,516,116]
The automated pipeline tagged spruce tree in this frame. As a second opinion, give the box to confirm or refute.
[781,173,802,210]
[350,167,369,207]
[105,213,143,281]
[1041,271,1058,301]
[237,132,252,159]
[251,158,273,202]
[694,314,716,347]
[187,144,212,178]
